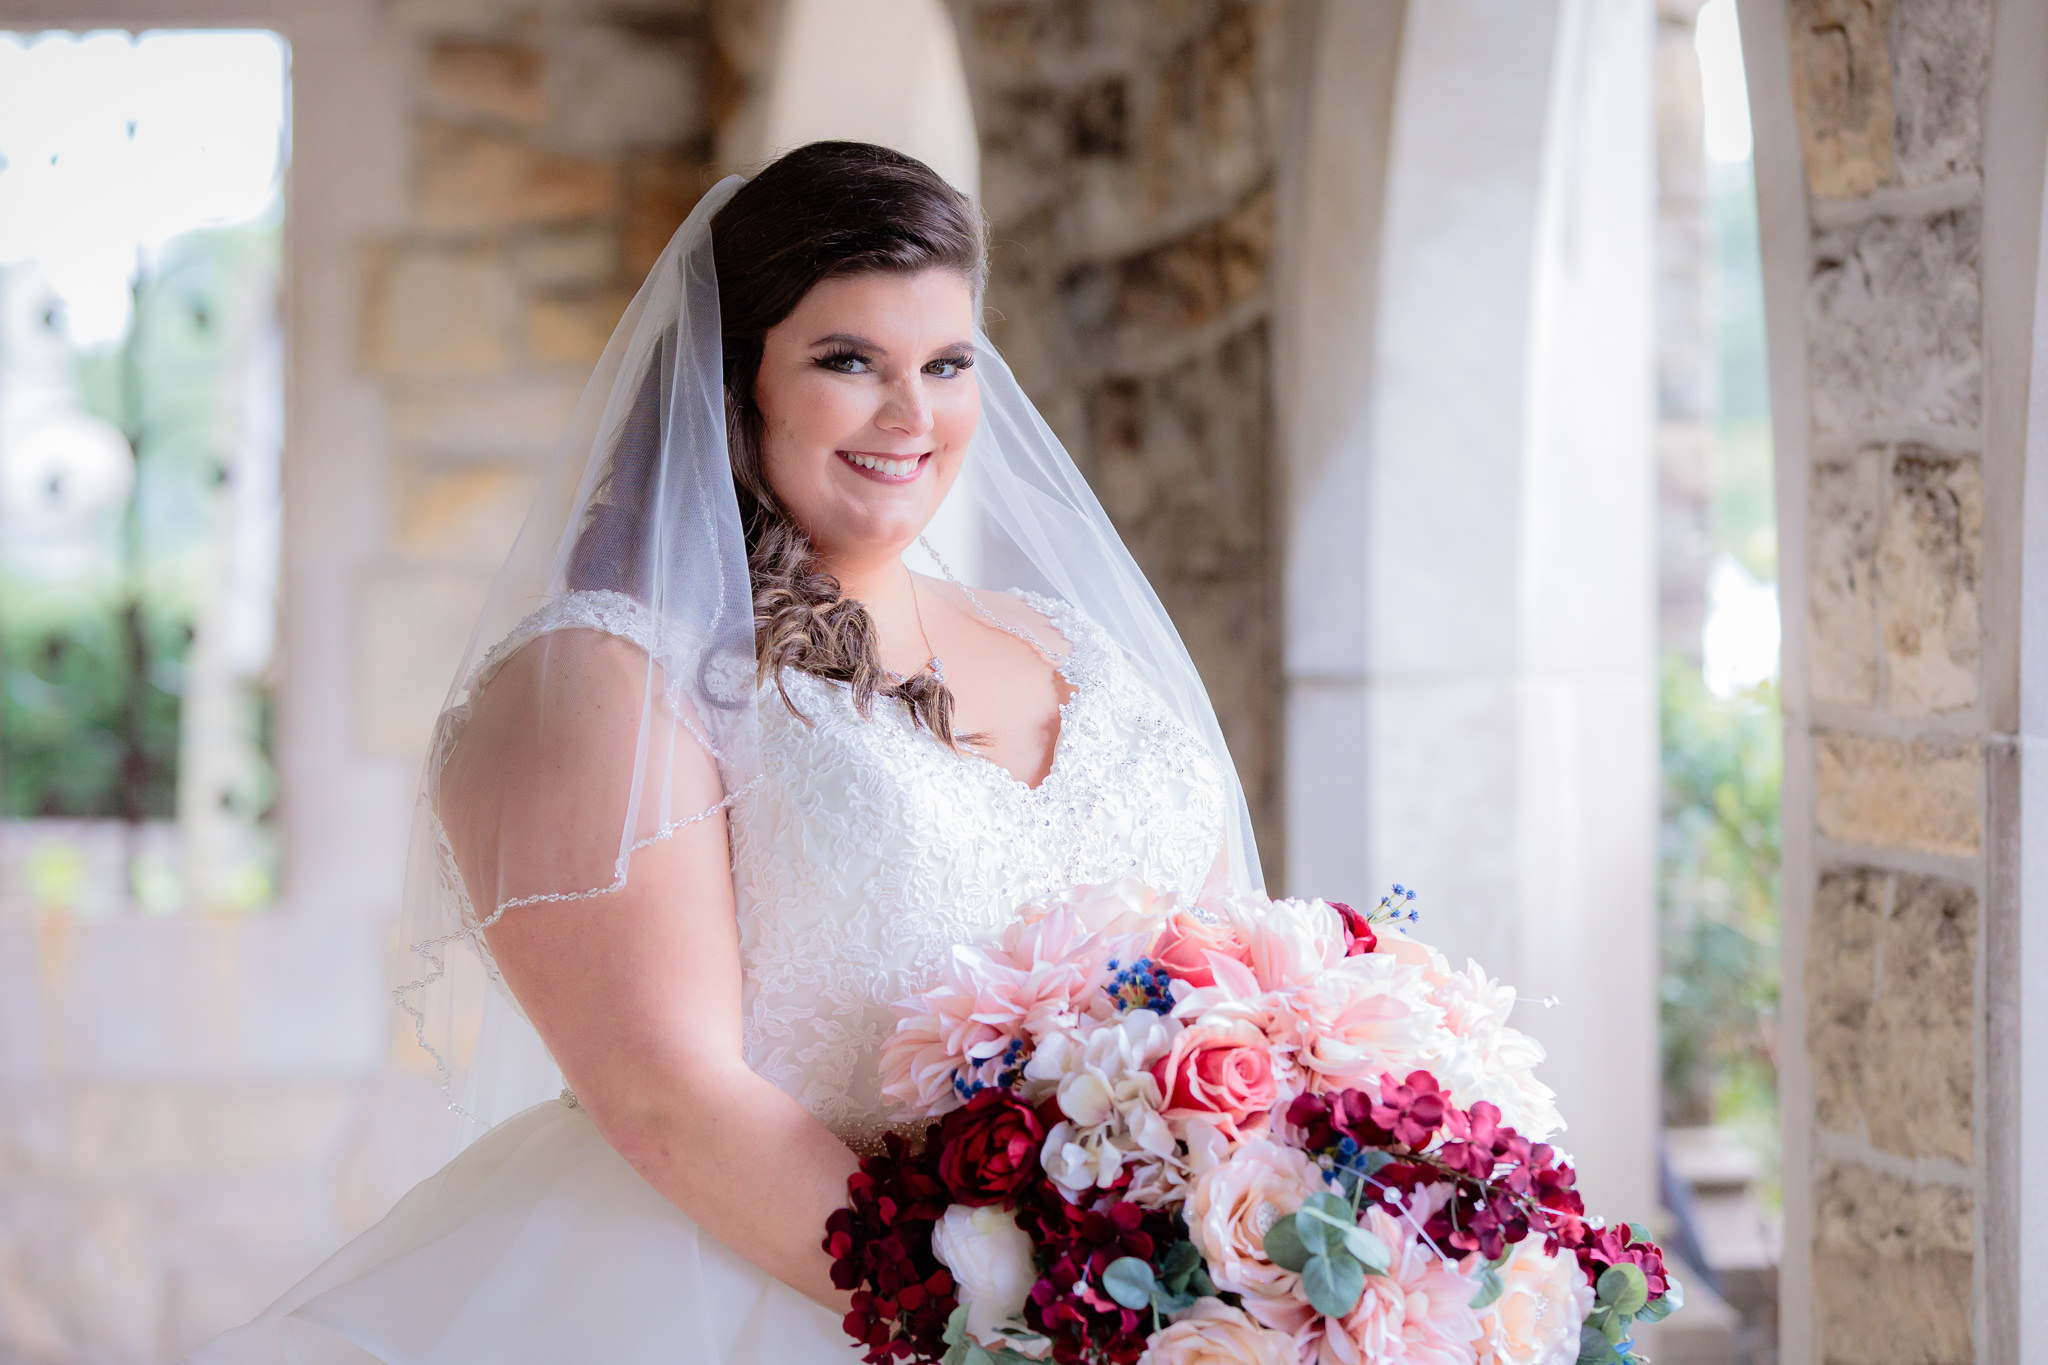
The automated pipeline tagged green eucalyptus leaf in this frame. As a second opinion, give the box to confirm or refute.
[1468,1266,1506,1310]
[1342,1225,1391,1275]
[1626,1222,1653,1245]
[1637,1297,1672,1325]
[1264,1213,1312,1271]
[1597,1263,1649,1316]
[1600,1310,1631,1345]
[1104,1257,1157,1311]
[1576,1322,1614,1365]
[1188,1264,1218,1298]
[944,1305,970,1347]
[1662,1278,1685,1312]
[1302,1253,1368,1318]
[942,1341,970,1365]
[1162,1240,1202,1293]
[1296,1193,1361,1260]
[963,1344,996,1365]
[1151,1287,1197,1316]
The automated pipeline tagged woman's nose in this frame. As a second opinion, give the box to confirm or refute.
[876,375,934,437]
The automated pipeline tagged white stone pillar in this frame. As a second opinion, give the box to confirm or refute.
[1279,0,1659,1218]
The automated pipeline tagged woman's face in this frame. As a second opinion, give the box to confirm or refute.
[753,267,980,570]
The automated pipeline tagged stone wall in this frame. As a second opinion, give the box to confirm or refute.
[949,0,1292,877]
[1774,0,1994,1359]
[359,0,722,756]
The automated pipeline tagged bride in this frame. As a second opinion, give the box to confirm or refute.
[191,140,1261,1363]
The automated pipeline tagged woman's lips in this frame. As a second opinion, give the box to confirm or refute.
[836,449,929,484]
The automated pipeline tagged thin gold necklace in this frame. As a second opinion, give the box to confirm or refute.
[907,569,945,686]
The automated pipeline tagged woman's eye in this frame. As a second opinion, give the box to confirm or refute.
[926,355,974,379]
[817,351,870,374]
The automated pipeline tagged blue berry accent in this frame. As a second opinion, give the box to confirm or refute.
[1103,955,1176,1013]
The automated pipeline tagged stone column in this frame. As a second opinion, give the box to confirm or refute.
[1740,0,2048,1359]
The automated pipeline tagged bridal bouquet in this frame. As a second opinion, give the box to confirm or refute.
[829,882,1680,1365]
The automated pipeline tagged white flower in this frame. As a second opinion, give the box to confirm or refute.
[1025,1009,1181,1199]
[930,1205,1037,1347]
[1423,960,1564,1141]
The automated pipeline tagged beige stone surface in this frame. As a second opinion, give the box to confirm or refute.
[1808,208,1982,433]
[414,120,618,232]
[1806,865,1883,1134]
[623,152,715,277]
[395,462,535,565]
[1808,450,1882,706]
[1880,449,1980,716]
[1805,866,1978,1160]
[360,241,517,377]
[1787,0,1895,199]
[390,373,589,463]
[553,21,708,152]
[1868,874,1976,1160]
[512,225,619,289]
[1813,1160,1973,1364]
[423,36,549,125]
[1891,0,1991,187]
[355,565,496,758]
[1814,730,1980,855]
[523,289,633,365]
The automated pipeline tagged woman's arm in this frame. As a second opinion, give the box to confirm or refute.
[439,631,857,1310]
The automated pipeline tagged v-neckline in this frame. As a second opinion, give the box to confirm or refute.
[930,593,1088,796]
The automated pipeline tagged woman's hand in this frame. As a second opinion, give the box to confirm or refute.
[440,629,858,1311]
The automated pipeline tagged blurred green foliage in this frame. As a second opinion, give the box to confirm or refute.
[1658,655,1781,1140]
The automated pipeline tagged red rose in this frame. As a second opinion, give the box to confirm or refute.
[935,1088,1045,1206]
[1330,901,1378,955]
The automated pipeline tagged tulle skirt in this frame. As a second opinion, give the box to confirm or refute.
[186,1096,861,1364]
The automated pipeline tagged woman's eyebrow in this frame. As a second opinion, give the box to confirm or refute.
[810,331,882,351]
[808,332,977,356]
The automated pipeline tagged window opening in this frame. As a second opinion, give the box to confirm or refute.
[0,29,288,915]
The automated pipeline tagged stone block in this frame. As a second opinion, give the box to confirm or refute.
[360,241,516,378]
[512,225,618,290]
[1868,874,1976,1160]
[1787,0,1895,199]
[1808,450,1882,706]
[423,37,548,126]
[1891,0,1991,187]
[523,289,633,365]
[1808,208,1982,432]
[414,121,617,232]
[1879,449,1980,715]
[1814,730,1979,855]
[356,564,496,758]
[1806,865,1882,1134]
[1065,181,1274,363]
[395,462,535,565]
[553,23,708,152]
[1813,1160,1972,1365]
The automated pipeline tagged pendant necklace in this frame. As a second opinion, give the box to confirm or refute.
[908,569,946,686]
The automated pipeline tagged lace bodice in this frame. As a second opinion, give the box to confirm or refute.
[729,592,1226,1147]
[438,588,1227,1148]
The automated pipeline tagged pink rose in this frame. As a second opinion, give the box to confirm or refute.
[1136,1300,1301,1365]
[1154,908,1254,988]
[1152,1021,1279,1139]
[1185,1138,1330,1333]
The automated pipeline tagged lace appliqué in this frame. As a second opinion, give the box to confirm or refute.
[728,592,1227,1150]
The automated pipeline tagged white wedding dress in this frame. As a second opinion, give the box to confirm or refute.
[191,588,1228,1364]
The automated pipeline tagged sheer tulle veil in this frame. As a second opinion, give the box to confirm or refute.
[395,168,1263,1148]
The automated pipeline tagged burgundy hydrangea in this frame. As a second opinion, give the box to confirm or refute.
[1329,900,1379,956]
[1577,1222,1671,1300]
[1019,1194,1178,1365]
[824,1130,959,1364]
[935,1088,1045,1207]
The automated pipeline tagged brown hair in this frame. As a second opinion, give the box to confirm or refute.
[710,141,989,744]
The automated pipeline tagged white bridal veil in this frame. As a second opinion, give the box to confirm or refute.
[395,170,1263,1145]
